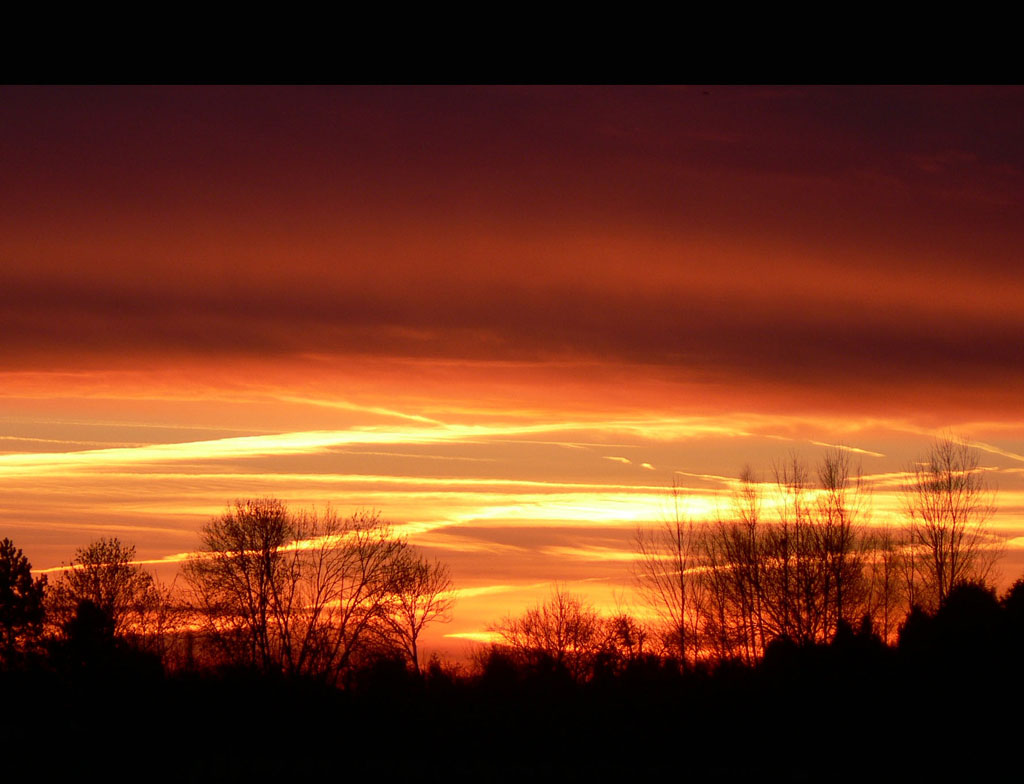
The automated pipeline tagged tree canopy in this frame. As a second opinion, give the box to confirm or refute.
[0,537,46,665]
[49,537,161,639]
[184,499,454,680]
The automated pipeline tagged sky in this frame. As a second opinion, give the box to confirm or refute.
[3,85,1024,654]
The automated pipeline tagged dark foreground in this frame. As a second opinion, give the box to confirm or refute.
[6,584,1023,782]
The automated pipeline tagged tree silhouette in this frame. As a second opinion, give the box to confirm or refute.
[382,552,454,673]
[0,538,47,666]
[692,451,873,663]
[184,498,292,671]
[1001,577,1024,655]
[862,523,904,644]
[633,479,704,667]
[813,448,870,640]
[902,437,1000,608]
[184,499,452,682]
[1002,577,1024,622]
[49,537,162,640]
[60,599,117,669]
[703,465,768,662]
[488,587,607,681]
[602,611,650,665]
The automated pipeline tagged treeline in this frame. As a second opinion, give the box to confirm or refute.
[2,438,1000,679]
[5,568,1022,777]
[0,436,1019,776]
[629,438,1001,667]
[478,438,1003,681]
[0,499,454,682]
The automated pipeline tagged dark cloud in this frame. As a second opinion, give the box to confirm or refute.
[1,271,1021,404]
[3,86,1023,415]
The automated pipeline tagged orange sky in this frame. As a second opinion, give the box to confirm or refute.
[3,86,1024,654]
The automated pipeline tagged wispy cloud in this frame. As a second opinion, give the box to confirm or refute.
[0,435,148,448]
[541,544,637,562]
[809,440,886,458]
[970,441,1024,464]
[450,582,552,599]
[274,395,442,424]
[672,469,737,485]
[0,418,741,477]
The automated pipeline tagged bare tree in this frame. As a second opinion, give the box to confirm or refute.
[902,437,1001,608]
[602,611,650,664]
[382,552,454,673]
[183,498,292,671]
[763,453,814,644]
[814,448,871,638]
[49,537,162,641]
[697,452,873,659]
[633,479,706,668]
[703,466,768,663]
[282,507,409,679]
[488,587,607,680]
[862,523,905,645]
[746,450,873,646]
[184,499,450,683]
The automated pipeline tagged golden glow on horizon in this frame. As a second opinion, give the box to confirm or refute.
[444,631,502,644]
[5,380,1024,651]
